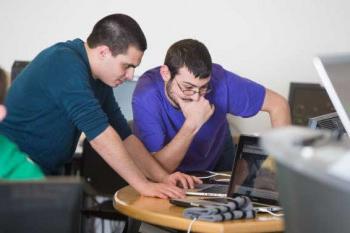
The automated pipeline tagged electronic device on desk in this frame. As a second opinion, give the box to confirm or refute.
[184,135,281,212]
[308,112,346,136]
[261,126,350,233]
[314,53,350,136]
[170,198,218,208]
[185,170,231,184]
[288,82,335,126]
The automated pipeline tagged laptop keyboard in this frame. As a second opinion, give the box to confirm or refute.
[201,185,228,194]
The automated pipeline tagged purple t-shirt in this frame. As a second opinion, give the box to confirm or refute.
[132,64,265,172]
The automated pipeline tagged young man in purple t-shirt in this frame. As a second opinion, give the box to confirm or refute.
[132,39,291,173]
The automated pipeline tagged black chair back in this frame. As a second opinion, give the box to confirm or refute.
[81,139,128,196]
[0,177,83,233]
[11,60,30,82]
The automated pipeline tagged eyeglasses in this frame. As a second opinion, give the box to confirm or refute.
[174,78,212,96]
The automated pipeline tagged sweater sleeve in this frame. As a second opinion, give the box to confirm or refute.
[45,50,109,140]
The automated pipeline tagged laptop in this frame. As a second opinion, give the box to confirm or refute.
[314,53,350,136]
[185,135,280,207]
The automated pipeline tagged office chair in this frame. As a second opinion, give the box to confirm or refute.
[80,139,142,233]
[0,177,83,233]
[80,139,128,231]
[11,60,30,82]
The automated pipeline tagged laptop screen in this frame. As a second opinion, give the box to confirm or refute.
[228,135,279,205]
[314,54,350,135]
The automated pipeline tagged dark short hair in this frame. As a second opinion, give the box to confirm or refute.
[164,39,212,79]
[87,14,147,56]
[0,67,7,104]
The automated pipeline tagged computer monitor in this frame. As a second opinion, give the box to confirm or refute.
[308,112,346,134]
[0,177,83,233]
[229,135,279,206]
[314,53,350,135]
[288,82,335,125]
[113,80,136,121]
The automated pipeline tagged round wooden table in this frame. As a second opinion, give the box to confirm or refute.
[113,186,284,233]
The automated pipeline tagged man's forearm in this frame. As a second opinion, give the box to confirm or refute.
[262,89,291,128]
[90,126,149,191]
[270,99,291,127]
[152,121,198,173]
[123,135,169,182]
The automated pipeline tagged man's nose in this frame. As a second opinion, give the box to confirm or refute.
[125,68,135,80]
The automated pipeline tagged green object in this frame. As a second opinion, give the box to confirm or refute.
[0,135,44,180]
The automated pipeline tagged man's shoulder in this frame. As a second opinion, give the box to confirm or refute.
[211,63,255,88]
[134,67,162,95]
[211,63,240,79]
[138,66,162,81]
[51,39,84,61]
[37,39,89,82]
[35,39,84,67]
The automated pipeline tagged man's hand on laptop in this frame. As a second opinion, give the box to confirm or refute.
[136,181,187,199]
[162,171,202,189]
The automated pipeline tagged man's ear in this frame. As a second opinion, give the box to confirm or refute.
[160,65,171,82]
[97,45,111,60]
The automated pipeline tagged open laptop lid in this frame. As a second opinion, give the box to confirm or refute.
[227,135,279,206]
[314,53,350,135]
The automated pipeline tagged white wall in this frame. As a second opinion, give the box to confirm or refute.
[1,0,349,133]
